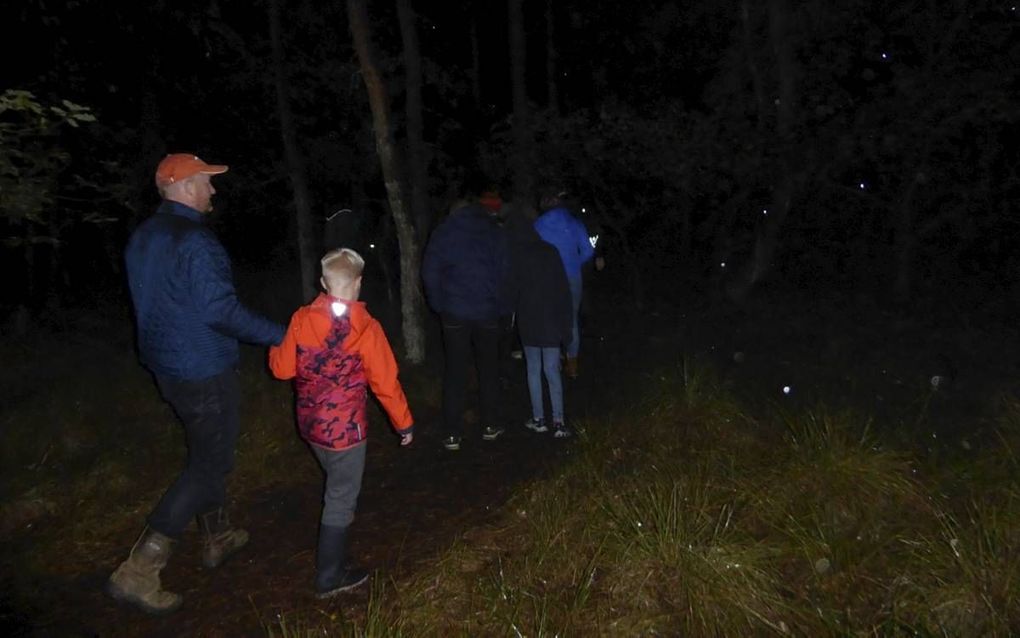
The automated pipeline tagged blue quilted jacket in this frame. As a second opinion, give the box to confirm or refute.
[125,201,285,380]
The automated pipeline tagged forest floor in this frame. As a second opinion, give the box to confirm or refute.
[2,277,1018,637]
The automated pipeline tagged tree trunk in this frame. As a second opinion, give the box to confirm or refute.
[740,0,765,129]
[729,0,797,303]
[396,0,430,245]
[469,17,481,111]
[348,0,426,364]
[892,168,927,299]
[508,0,531,201]
[544,0,559,113]
[269,0,318,303]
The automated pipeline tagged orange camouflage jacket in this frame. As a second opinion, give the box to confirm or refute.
[269,293,413,451]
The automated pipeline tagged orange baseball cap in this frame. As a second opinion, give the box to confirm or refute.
[155,153,228,187]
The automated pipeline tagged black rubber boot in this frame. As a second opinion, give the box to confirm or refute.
[315,525,369,598]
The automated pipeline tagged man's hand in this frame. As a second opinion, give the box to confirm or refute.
[400,432,414,446]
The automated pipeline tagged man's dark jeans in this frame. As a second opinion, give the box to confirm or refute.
[147,368,241,539]
[441,316,498,438]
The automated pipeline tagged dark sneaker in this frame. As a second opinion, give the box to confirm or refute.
[443,436,461,451]
[524,417,548,433]
[552,422,573,438]
[481,426,504,441]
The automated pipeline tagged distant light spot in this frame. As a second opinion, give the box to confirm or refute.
[369,243,376,249]
[720,262,727,268]
[782,386,791,395]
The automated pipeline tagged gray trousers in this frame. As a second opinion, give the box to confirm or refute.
[310,442,367,528]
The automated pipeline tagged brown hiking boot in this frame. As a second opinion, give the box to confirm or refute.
[106,527,182,614]
[198,508,249,568]
[564,356,579,379]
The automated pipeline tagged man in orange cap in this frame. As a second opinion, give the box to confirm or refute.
[107,153,285,614]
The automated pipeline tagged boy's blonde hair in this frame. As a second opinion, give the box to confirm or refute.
[321,248,365,296]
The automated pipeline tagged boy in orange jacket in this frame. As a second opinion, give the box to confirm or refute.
[269,248,414,598]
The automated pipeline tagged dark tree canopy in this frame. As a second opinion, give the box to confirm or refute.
[1,0,1017,316]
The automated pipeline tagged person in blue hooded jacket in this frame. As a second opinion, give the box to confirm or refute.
[107,153,285,615]
[533,188,594,378]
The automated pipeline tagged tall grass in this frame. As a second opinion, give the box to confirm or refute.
[6,334,1019,635]
[291,362,1020,637]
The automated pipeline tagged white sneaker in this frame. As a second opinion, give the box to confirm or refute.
[552,422,573,438]
[524,418,548,433]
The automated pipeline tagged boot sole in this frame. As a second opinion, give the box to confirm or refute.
[315,573,369,599]
[105,580,182,615]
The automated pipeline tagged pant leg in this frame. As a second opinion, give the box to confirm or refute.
[567,277,583,357]
[471,319,500,429]
[523,345,545,421]
[310,443,367,529]
[496,314,515,382]
[541,347,564,422]
[441,317,471,438]
[148,368,241,539]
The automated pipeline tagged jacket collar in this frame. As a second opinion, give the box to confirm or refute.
[158,199,205,223]
[311,292,366,321]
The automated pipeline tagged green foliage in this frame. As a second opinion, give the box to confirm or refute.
[0,89,96,229]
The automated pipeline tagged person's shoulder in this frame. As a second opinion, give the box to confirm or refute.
[347,301,381,333]
[181,225,224,258]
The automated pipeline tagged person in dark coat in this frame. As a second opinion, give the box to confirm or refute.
[422,195,510,450]
[505,207,574,438]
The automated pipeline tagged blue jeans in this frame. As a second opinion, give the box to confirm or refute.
[523,346,563,423]
[310,442,367,528]
[567,277,583,357]
[148,368,240,539]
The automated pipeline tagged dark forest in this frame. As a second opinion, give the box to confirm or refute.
[2,1,1019,635]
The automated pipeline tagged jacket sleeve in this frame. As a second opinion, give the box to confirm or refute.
[505,244,521,316]
[575,218,595,265]
[494,230,513,315]
[551,252,574,344]
[187,232,286,346]
[358,319,414,433]
[268,309,302,380]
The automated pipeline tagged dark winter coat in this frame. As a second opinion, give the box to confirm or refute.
[422,203,510,322]
[505,209,573,348]
[125,200,285,380]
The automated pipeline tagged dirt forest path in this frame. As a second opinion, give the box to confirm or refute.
[11,303,651,638]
